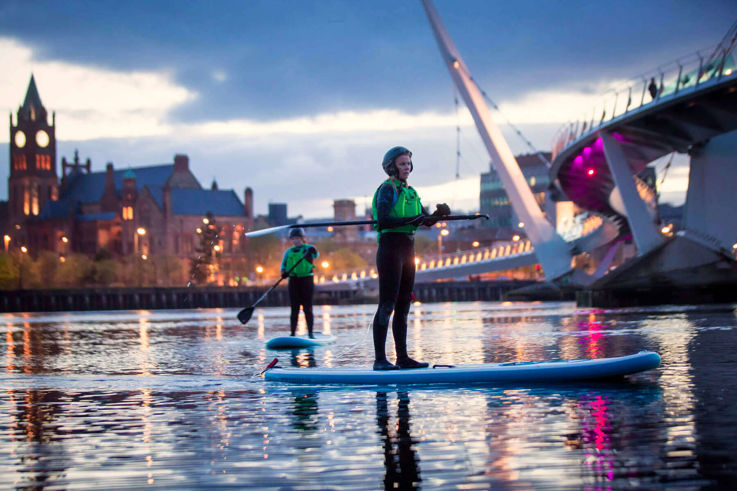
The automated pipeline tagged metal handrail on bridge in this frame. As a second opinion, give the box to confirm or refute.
[313,239,534,285]
[552,41,737,159]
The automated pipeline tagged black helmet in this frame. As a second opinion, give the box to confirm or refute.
[289,227,305,238]
[381,146,412,176]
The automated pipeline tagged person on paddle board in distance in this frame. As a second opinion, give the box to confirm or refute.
[280,228,319,338]
[371,146,451,370]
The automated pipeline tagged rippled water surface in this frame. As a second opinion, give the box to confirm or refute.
[2,301,737,489]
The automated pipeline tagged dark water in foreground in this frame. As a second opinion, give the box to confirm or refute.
[1,301,736,489]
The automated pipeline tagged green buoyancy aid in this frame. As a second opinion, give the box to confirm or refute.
[371,178,422,237]
[283,245,316,277]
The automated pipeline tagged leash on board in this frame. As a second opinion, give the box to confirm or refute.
[258,358,279,376]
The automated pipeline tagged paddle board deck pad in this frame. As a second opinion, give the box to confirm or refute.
[265,334,335,350]
[264,351,660,385]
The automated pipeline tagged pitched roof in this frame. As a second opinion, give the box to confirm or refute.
[76,212,117,222]
[20,75,44,120]
[36,199,73,220]
[170,188,244,217]
[61,164,177,203]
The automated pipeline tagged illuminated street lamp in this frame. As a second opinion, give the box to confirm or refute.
[20,246,28,254]
[512,234,520,242]
[438,228,450,260]
[321,260,329,269]
[134,227,147,256]
[472,241,480,248]
[3,234,10,252]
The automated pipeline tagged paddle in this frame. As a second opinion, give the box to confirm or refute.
[236,249,314,325]
[244,214,489,237]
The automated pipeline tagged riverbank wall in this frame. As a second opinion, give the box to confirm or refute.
[0,280,536,313]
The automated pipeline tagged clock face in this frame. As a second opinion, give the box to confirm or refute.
[36,130,50,148]
[14,130,26,148]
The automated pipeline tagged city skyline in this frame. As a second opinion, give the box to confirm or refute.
[2,0,735,217]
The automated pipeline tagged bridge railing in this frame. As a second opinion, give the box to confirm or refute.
[314,239,534,285]
[552,41,737,160]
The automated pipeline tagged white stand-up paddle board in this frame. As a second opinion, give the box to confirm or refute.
[265,333,335,350]
[264,351,661,385]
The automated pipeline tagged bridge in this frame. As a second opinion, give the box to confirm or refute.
[320,5,737,303]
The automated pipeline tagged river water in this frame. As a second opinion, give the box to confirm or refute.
[1,301,736,489]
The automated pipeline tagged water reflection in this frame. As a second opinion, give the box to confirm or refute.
[0,303,736,488]
[376,391,420,490]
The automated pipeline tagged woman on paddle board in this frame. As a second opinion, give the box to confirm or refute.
[280,228,319,338]
[371,146,450,370]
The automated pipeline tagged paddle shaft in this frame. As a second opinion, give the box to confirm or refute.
[237,251,312,324]
[244,214,489,237]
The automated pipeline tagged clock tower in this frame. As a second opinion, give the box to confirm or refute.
[9,75,58,228]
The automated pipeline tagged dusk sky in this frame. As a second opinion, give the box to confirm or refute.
[2,0,735,218]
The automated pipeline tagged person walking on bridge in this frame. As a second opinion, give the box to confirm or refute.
[280,228,319,338]
[371,146,450,370]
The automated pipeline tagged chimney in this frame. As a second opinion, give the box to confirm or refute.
[244,187,253,219]
[174,154,189,172]
[105,162,114,190]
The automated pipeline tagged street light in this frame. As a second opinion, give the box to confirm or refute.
[321,260,329,269]
[134,227,146,256]
[3,234,10,252]
[438,228,449,260]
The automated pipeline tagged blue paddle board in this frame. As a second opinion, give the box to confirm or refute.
[265,333,335,350]
[264,351,660,385]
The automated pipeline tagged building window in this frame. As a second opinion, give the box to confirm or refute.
[23,186,30,215]
[32,184,39,216]
[122,206,134,220]
[14,155,27,171]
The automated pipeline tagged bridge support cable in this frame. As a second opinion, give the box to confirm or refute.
[422,0,573,280]
[600,132,664,255]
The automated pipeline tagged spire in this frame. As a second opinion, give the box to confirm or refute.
[19,74,46,122]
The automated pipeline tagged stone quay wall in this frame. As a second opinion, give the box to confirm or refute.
[0,280,536,313]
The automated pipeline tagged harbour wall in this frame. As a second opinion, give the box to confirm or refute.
[0,280,536,313]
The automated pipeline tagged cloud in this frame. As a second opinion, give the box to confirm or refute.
[0,37,196,141]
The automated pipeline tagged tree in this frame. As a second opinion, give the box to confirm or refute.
[189,212,221,285]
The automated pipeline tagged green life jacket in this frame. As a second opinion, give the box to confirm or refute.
[371,178,422,237]
[283,245,315,277]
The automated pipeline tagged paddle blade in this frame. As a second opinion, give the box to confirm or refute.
[237,306,255,325]
[244,224,290,237]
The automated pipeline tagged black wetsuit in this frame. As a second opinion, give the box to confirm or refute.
[372,180,427,364]
[288,276,314,336]
[373,233,415,361]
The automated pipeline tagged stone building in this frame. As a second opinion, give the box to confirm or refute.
[2,75,254,263]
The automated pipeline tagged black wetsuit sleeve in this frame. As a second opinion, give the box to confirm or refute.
[375,183,418,231]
